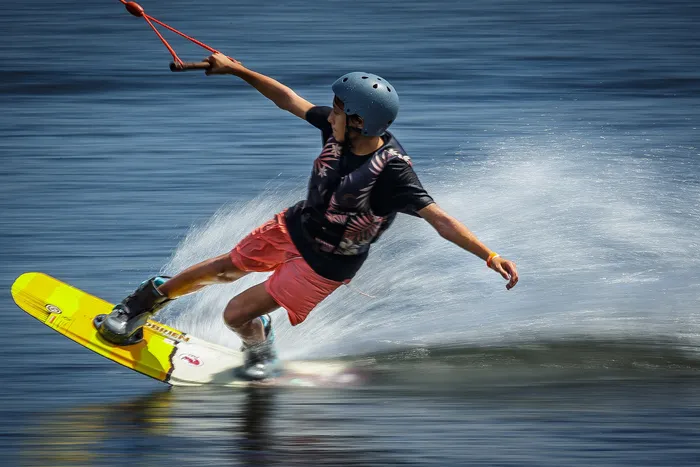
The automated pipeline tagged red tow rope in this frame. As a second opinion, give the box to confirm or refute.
[118,0,220,72]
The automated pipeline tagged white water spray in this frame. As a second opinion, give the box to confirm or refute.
[157,134,700,360]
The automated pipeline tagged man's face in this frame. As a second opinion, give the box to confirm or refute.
[328,97,347,142]
[328,96,363,142]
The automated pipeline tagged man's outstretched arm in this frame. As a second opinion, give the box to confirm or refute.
[418,203,519,290]
[204,53,314,120]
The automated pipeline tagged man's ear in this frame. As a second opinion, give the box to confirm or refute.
[348,115,364,130]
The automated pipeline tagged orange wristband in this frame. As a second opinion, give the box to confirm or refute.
[486,252,500,268]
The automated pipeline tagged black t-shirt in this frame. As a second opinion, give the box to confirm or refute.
[304,106,434,217]
[284,106,434,281]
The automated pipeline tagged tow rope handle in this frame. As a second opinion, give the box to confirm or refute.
[170,62,211,72]
[119,1,230,72]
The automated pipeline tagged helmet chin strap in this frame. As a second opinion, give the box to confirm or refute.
[343,121,364,149]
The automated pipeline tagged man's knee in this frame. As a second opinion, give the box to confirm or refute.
[223,296,241,328]
[222,284,280,329]
[223,296,257,329]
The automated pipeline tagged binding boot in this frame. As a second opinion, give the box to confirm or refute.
[238,314,282,380]
[95,276,171,346]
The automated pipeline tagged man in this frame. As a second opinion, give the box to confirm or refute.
[97,53,519,380]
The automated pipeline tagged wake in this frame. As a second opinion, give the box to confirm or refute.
[156,133,700,361]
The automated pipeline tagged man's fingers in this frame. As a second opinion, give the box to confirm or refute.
[489,258,519,290]
[204,57,214,75]
[492,260,517,289]
[204,54,222,65]
[503,262,519,290]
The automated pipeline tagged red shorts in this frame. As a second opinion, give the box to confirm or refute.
[229,211,344,326]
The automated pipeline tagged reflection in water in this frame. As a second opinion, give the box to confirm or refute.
[18,375,700,466]
[16,338,700,466]
[19,386,403,466]
[21,389,174,466]
[21,388,276,466]
[239,387,277,465]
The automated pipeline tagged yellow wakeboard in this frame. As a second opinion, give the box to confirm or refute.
[11,272,357,387]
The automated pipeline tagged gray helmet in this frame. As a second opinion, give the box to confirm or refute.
[331,72,399,136]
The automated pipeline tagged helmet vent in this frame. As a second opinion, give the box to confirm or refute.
[387,87,392,92]
[362,76,368,79]
[373,84,378,89]
[343,77,348,82]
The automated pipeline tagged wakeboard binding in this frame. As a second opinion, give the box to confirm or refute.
[95,276,171,346]
[238,314,282,380]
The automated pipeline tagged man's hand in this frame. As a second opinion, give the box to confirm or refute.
[204,53,245,75]
[489,256,519,290]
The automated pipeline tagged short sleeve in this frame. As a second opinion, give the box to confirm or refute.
[305,106,333,143]
[370,159,435,217]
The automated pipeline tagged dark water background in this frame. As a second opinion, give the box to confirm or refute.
[2,0,700,465]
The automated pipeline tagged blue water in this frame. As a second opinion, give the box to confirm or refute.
[2,0,700,465]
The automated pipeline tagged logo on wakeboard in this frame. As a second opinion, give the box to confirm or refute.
[45,304,62,314]
[145,322,190,342]
[180,354,202,366]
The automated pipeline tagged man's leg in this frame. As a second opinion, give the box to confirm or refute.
[158,253,248,299]
[223,283,282,379]
[224,254,345,380]
[223,282,280,345]
[98,253,248,345]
